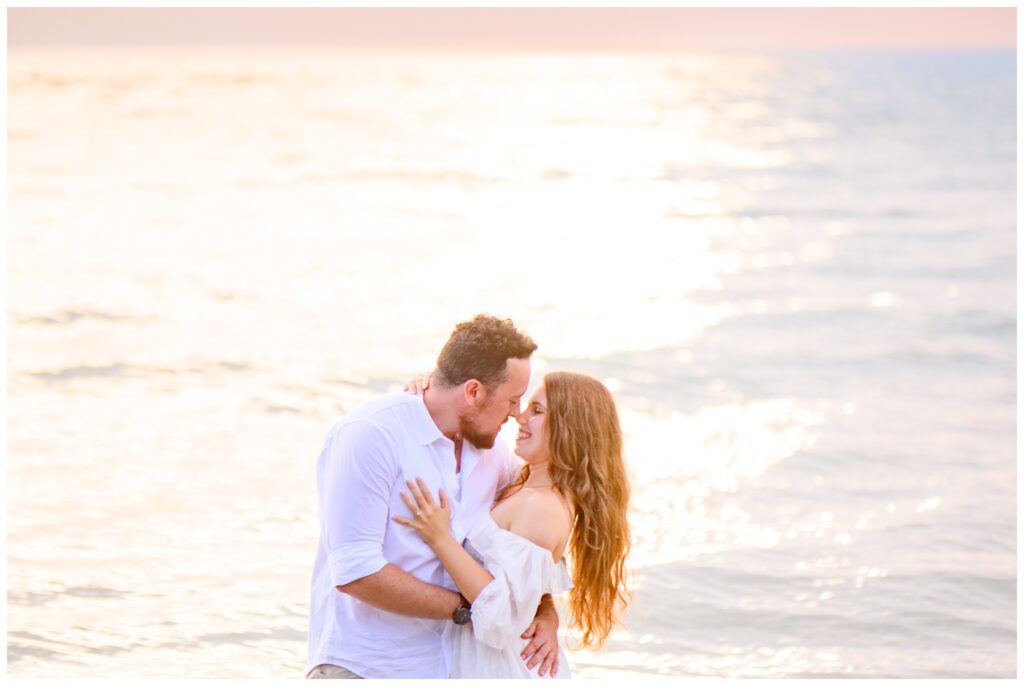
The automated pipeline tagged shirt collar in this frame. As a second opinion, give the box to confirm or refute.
[410,393,447,446]
[408,394,488,477]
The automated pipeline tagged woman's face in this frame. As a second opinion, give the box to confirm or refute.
[514,384,550,464]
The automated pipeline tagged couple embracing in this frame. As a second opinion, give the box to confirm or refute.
[307,315,631,678]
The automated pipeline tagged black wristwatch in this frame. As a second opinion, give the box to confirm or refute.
[452,594,472,625]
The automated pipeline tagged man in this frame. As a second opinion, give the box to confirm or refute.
[307,314,561,678]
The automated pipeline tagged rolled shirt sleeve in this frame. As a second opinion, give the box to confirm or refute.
[317,419,399,588]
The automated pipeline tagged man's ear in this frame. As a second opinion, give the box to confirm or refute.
[463,379,486,407]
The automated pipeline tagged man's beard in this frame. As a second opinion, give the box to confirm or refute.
[458,413,498,450]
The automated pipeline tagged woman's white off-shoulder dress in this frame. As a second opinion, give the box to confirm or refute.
[445,514,573,679]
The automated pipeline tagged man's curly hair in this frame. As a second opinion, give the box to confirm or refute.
[435,314,537,390]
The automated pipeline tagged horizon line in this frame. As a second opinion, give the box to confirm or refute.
[8,8,1017,50]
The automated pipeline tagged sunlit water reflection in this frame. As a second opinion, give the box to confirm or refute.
[8,47,1015,677]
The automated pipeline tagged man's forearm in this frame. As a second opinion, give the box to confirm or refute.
[337,563,462,619]
[431,536,494,604]
[536,593,556,619]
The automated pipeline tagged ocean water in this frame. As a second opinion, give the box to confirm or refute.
[7,47,1015,678]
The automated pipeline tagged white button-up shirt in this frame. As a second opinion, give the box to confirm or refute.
[307,392,517,678]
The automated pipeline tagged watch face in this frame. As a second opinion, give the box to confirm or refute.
[453,606,472,625]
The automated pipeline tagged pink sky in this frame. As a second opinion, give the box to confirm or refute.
[8,8,1015,50]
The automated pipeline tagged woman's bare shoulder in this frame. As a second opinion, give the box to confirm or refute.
[507,490,573,560]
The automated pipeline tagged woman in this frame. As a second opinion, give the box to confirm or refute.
[394,371,631,678]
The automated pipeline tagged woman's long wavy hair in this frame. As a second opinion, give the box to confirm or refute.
[495,371,631,649]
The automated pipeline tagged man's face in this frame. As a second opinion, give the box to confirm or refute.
[459,357,531,450]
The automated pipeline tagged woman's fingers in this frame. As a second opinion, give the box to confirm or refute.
[406,480,429,510]
[399,490,421,518]
[415,477,435,506]
[403,373,432,395]
[403,478,449,520]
